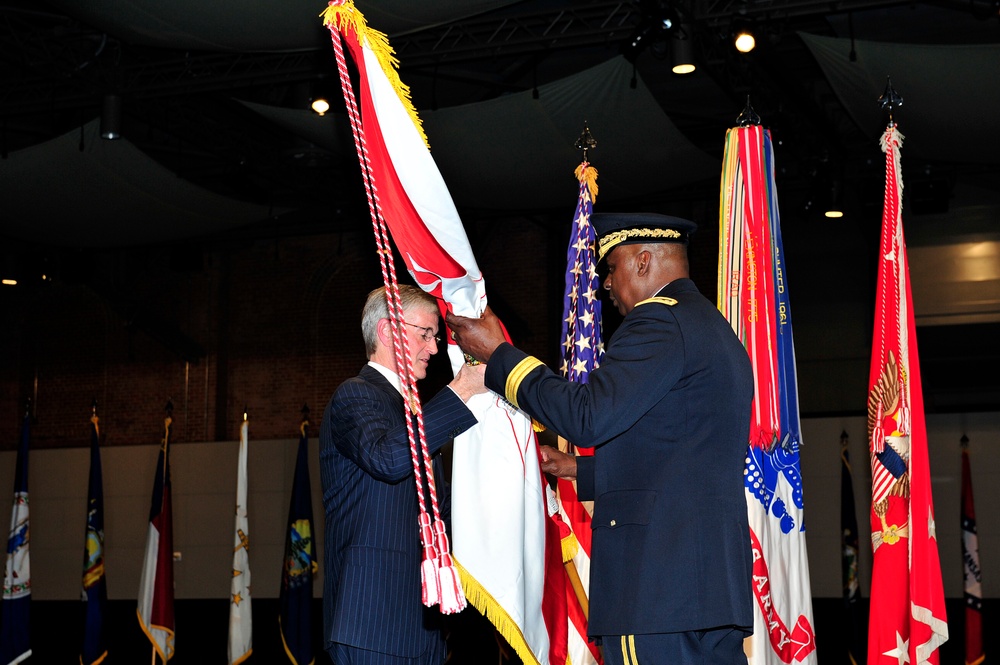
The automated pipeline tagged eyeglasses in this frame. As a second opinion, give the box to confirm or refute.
[403,322,441,345]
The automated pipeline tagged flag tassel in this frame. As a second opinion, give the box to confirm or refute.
[433,520,466,613]
[419,513,440,607]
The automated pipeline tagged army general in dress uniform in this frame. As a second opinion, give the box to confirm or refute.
[447,213,755,665]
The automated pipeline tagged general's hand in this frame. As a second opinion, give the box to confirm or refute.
[539,445,577,480]
[448,362,489,403]
[445,306,506,363]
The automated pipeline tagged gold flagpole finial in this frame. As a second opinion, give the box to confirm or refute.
[163,398,173,449]
[301,404,310,437]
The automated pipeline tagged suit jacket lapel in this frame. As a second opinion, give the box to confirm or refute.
[359,364,407,411]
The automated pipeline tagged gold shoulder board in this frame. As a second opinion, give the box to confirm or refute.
[635,296,678,307]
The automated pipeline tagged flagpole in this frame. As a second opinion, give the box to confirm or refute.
[557,436,589,620]
[163,397,174,665]
[161,401,171,665]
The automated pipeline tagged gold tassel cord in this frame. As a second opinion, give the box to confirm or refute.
[320,0,429,148]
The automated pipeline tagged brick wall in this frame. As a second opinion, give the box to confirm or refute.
[0,199,728,450]
[0,216,569,449]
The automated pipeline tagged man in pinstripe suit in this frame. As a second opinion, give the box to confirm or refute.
[447,214,754,665]
[320,285,487,665]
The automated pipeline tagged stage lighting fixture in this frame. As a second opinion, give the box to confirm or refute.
[733,18,756,53]
[311,97,331,116]
[671,25,696,74]
[824,181,844,218]
[100,94,122,140]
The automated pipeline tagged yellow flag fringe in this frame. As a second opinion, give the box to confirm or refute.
[454,559,541,665]
[561,532,579,563]
[320,0,429,148]
[574,163,599,201]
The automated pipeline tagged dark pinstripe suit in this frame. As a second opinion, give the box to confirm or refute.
[320,363,478,663]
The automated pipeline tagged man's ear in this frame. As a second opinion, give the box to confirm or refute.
[376,317,393,347]
[636,249,652,276]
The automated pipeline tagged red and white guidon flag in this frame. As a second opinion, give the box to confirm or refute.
[321,3,567,664]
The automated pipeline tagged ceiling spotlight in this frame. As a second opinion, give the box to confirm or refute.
[734,29,756,53]
[671,25,696,74]
[310,97,331,116]
[621,1,680,64]
[621,22,657,63]
[824,181,844,218]
[100,93,122,140]
[732,17,756,53]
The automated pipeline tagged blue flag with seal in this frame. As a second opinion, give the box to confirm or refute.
[2,411,32,665]
[81,409,108,665]
[279,416,317,665]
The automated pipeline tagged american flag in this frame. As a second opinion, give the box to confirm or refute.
[553,161,603,665]
[560,162,604,383]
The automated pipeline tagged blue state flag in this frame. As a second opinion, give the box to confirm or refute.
[279,419,317,665]
[81,413,108,665]
[1,412,32,665]
[840,434,863,665]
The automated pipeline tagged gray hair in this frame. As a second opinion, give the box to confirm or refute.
[361,285,438,357]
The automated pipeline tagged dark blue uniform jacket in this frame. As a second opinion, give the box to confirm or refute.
[485,278,755,638]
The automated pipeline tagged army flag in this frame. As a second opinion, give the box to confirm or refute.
[717,123,816,664]
[961,437,982,665]
[321,3,566,663]
[554,160,602,665]
[279,418,318,665]
[1,412,31,665]
[841,434,863,665]
[81,412,109,665]
[866,123,948,664]
[137,413,176,663]
[229,416,252,665]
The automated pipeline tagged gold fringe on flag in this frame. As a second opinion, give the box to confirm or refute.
[561,531,579,563]
[574,163,599,202]
[320,0,429,148]
[454,559,541,665]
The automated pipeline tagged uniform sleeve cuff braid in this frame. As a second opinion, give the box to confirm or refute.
[505,356,544,409]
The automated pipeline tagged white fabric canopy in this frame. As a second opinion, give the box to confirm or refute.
[247,56,719,211]
[800,33,1000,164]
[44,0,525,51]
[0,120,274,247]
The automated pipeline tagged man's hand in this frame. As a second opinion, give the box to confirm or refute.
[445,306,506,363]
[448,362,489,403]
[539,445,577,480]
